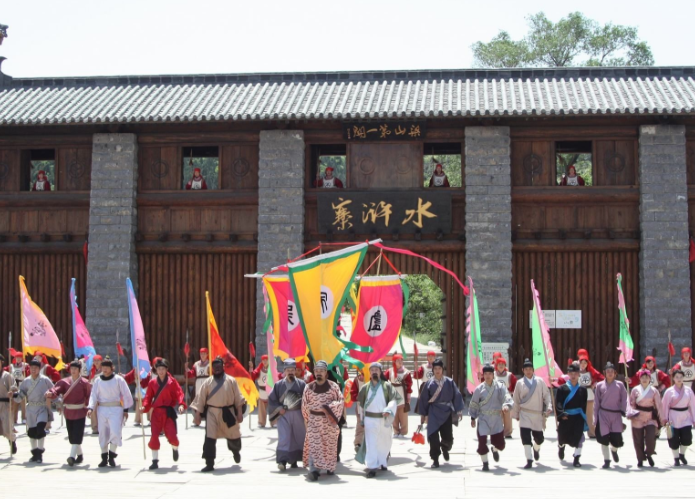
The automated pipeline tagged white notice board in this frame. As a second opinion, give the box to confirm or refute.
[481,343,510,364]
[556,310,582,329]
[529,310,556,329]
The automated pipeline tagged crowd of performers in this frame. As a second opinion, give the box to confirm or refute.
[1,345,695,478]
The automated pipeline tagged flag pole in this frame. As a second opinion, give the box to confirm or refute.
[185,329,189,430]
[116,329,121,375]
[138,379,146,459]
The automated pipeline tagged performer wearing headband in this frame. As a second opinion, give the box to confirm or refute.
[45,359,92,466]
[314,167,344,188]
[661,368,695,466]
[302,360,344,482]
[0,354,17,456]
[388,353,412,437]
[555,361,588,467]
[268,359,307,471]
[629,356,670,393]
[671,347,695,389]
[469,363,512,471]
[355,362,401,478]
[414,351,437,382]
[626,368,661,467]
[251,354,270,428]
[493,356,516,438]
[594,362,627,469]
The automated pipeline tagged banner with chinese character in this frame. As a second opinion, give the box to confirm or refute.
[19,276,65,370]
[287,242,369,373]
[349,275,404,364]
[530,280,564,386]
[317,191,452,235]
[263,275,308,361]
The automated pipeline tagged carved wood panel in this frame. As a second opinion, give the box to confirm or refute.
[221,144,258,190]
[595,140,637,186]
[57,147,92,191]
[348,143,422,189]
[139,146,180,191]
[512,140,554,186]
[0,149,20,192]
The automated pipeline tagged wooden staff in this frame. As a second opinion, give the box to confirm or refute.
[185,329,190,430]
[116,329,121,375]
[137,377,146,459]
[539,336,559,430]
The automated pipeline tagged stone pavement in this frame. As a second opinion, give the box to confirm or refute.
[0,409,692,499]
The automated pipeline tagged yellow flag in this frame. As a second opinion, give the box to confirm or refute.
[287,243,368,370]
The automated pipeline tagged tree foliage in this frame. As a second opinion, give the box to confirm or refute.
[472,12,654,68]
[401,275,444,346]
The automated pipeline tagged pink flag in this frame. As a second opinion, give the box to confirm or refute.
[20,276,65,370]
[71,278,96,371]
[126,278,151,378]
[530,280,564,386]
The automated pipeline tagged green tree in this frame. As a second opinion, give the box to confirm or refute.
[472,12,654,68]
[401,275,444,346]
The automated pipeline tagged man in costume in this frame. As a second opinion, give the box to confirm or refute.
[356,362,401,478]
[661,368,695,466]
[350,367,366,452]
[88,354,103,434]
[9,352,27,424]
[629,356,670,393]
[493,356,516,438]
[185,347,210,401]
[87,356,133,468]
[417,359,464,469]
[142,358,185,470]
[414,350,437,383]
[428,163,450,188]
[0,354,18,456]
[191,356,246,472]
[576,349,603,438]
[32,170,51,191]
[511,358,552,469]
[671,347,695,389]
[301,360,344,482]
[594,362,627,469]
[388,353,412,437]
[11,356,54,463]
[626,368,661,467]
[559,165,585,186]
[469,363,512,471]
[556,361,588,467]
[34,352,61,382]
[251,354,270,427]
[314,167,344,188]
[268,359,307,471]
[45,359,92,466]
[123,359,155,426]
[185,167,208,190]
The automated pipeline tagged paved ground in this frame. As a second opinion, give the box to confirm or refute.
[0,406,692,498]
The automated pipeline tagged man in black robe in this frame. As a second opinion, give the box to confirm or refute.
[556,361,588,467]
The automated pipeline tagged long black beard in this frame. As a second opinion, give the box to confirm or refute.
[287,375,296,382]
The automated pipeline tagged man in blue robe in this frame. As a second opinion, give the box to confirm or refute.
[268,359,306,471]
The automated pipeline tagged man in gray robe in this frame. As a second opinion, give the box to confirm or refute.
[268,358,306,471]
[0,354,18,456]
[470,363,513,471]
[11,356,54,463]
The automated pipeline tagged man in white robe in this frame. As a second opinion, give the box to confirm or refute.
[0,354,18,456]
[355,362,401,478]
[87,356,133,468]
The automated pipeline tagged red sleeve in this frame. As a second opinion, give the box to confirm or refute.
[46,365,61,382]
[306,373,315,383]
[251,365,262,381]
[658,370,671,388]
[185,181,192,190]
[590,367,605,383]
[412,366,422,380]
[343,368,349,381]
[314,179,323,188]
[31,182,37,191]
[444,177,450,187]
[508,373,517,393]
[404,372,413,397]
[555,376,567,386]
[186,366,196,378]
[141,379,156,413]
[578,176,585,186]
[629,373,639,387]
[560,177,567,186]
[335,178,344,188]
[123,369,135,385]
[140,376,150,389]
[350,377,360,401]
[46,379,67,398]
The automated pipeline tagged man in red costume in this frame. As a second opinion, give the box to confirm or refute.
[414,350,437,383]
[630,356,671,393]
[428,163,450,188]
[32,170,51,191]
[314,167,344,188]
[185,167,208,190]
[251,354,270,427]
[142,358,185,470]
[493,357,517,438]
[671,347,695,389]
[559,165,586,186]
[388,353,413,437]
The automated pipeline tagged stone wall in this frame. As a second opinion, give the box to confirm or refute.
[85,134,138,363]
[255,130,305,359]
[638,125,691,364]
[464,127,513,345]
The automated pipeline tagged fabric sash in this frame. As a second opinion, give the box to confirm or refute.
[25,376,42,400]
[364,381,384,411]
[635,385,651,404]
[519,377,538,405]
[63,377,82,402]
[564,407,588,431]
[428,379,445,404]
[207,377,226,401]
[150,377,169,408]
[564,381,581,407]
[669,387,687,409]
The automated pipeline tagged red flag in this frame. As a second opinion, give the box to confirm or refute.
[184,342,191,358]
[116,342,125,357]
[8,347,21,359]
[60,342,66,358]
[669,342,676,357]
[689,238,695,263]
[249,341,256,360]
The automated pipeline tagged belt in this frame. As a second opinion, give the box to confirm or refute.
[480,409,502,416]
[310,410,326,416]
[98,401,122,407]
[520,407,543,414]
[0,397,9,402]
[600,407,625,416]
[670,406,688,412]
[27,401,46,407]
[64,403,86,410]
[636,405,653,412]
[392,383,403,387]
[365,411,385,418]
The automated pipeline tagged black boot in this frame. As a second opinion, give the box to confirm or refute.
[602,460,611,469]
[10,441,17,455]
[442,447,450,462]
[637,460,643,468]
[679,453,688,465]
[29,449,39,463]
[492,448,500,462]
[558,445,565,460]
[431,459,440,469]
[290,462,298,469]
[173,448,179,462]
[233,451,241,463]
[67,456,75,467]
[533,448,540,461]
[524,460,533,469]
[646,455,654,467]
[611,449,619,463]
[306,470,320,481]
[482,462,489,471]
[98,452,108,467]
[573,456,581,468]
[366,470,376,478]
[36,449,44,463]
[149,460,159,470]
[75,454,84,464]
[108,451,117,467]
[674,457,681,467]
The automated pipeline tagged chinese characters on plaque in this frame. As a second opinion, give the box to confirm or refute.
[317,191,451,235]
[343,122,426,141]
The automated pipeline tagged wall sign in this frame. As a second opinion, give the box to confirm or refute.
[556,310,582,329]
[317,190,451,235]
[482,343,510,364]
[343,122,426,141]
[529,310,556,329]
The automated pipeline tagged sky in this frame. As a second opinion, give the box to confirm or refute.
[1,0,694,78]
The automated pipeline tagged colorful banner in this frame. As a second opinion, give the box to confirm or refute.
[616,273,634,364]
[70,278,96,371]
[287,242,369,371]
[19,276,65,369]
[466,277,484,394]
[263,275,308,361]
[206,291,260,411]
[349,275,404,364]
[530,279,563,385]
[262,284,278,395]
[126,278,151,379]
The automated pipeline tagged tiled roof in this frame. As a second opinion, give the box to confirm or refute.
[1,67,695,126]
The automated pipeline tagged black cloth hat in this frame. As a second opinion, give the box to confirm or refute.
[432,358,444,369]
[101,356,114,367]
[212,356,224,366]
[482,363,494,373]
[29,357,42,367]
[69,359,82,370]
[523,358,533,369]
[567,362,580,373]
[155,358,169,369]
[604,362,616,371]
